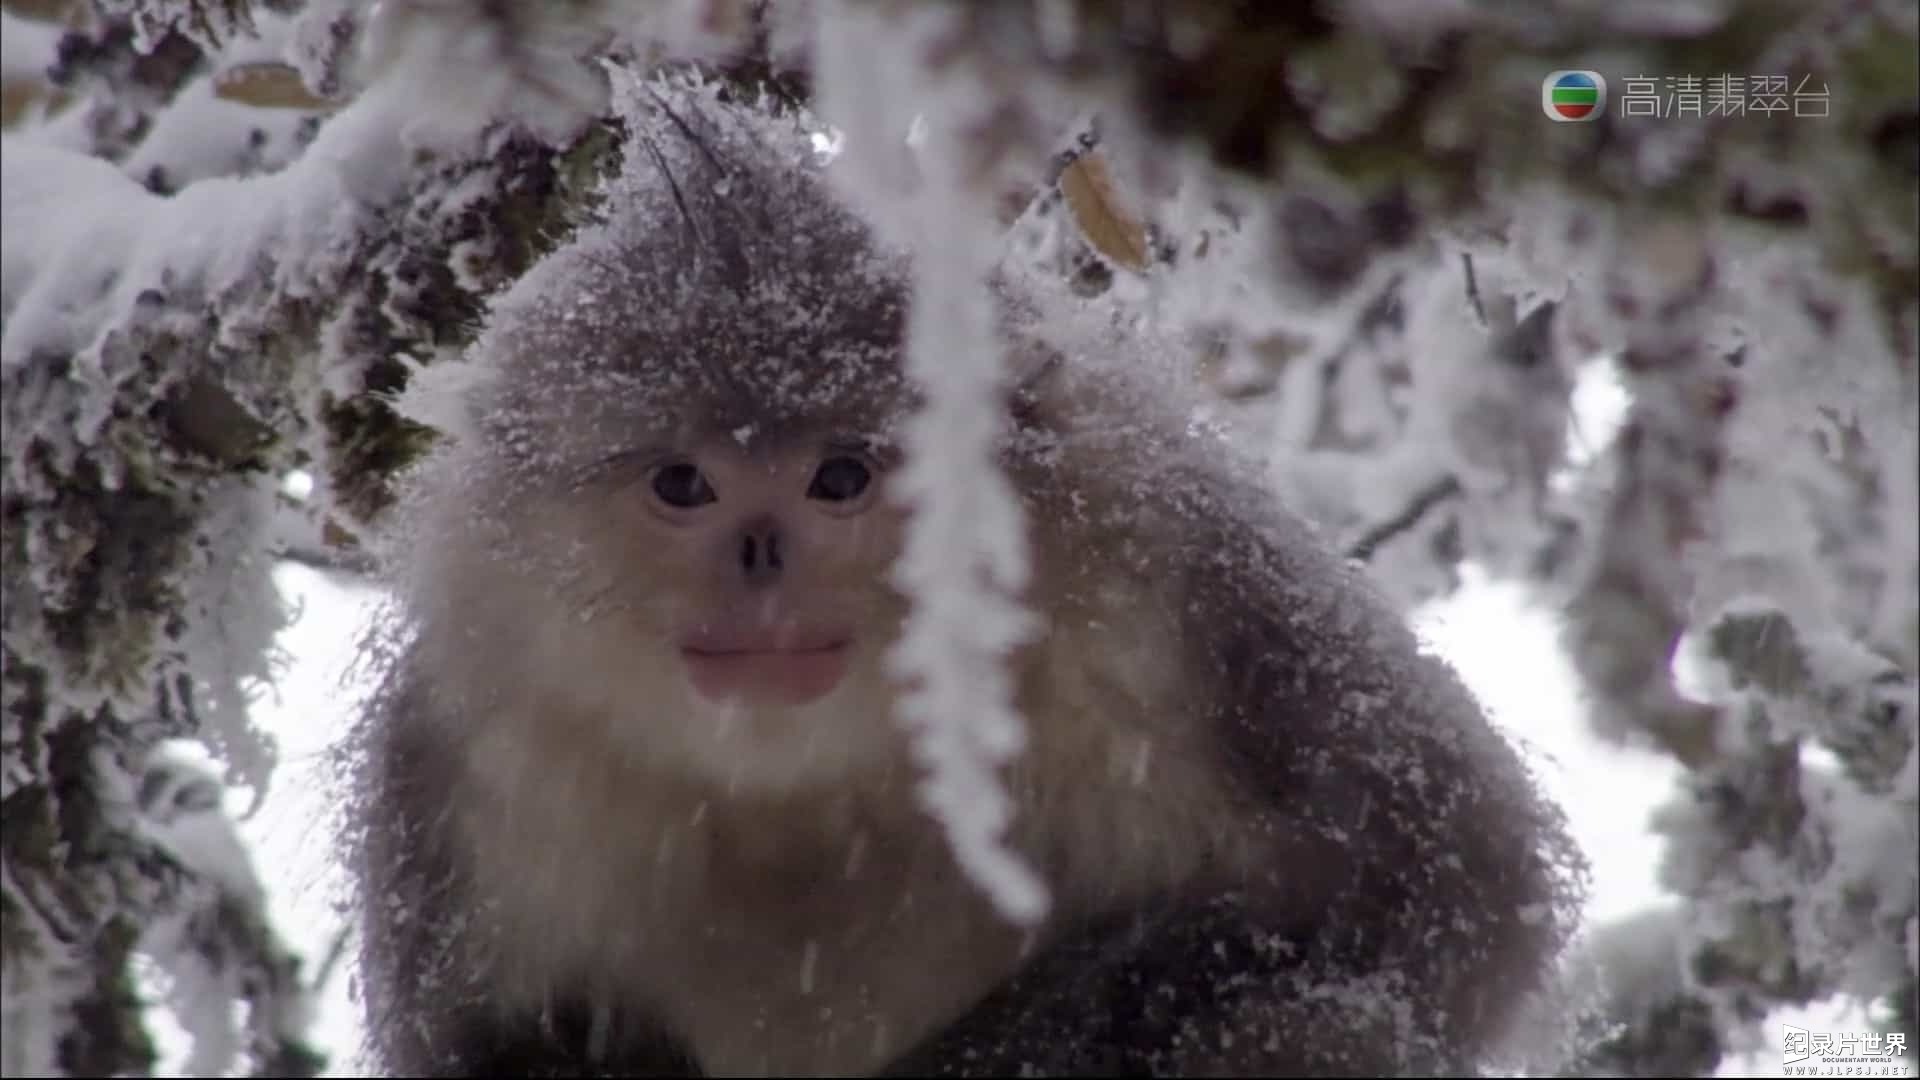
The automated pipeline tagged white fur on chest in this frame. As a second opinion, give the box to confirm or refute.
[446,587,1260,1076]
[453,721,1036,1076]
[635,865,1034,1076]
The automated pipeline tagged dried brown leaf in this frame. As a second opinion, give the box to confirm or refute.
[212,61,337,111]
[1059,149,1149,271]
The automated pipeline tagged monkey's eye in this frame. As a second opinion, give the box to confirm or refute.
[807,455,872,504]
[650,461,716,509]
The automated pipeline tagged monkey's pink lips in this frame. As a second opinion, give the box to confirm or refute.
[679,632,852,707]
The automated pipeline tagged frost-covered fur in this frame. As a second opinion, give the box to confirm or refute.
[343,74,1584,1078]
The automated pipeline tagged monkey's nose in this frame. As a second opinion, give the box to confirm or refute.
[737,518,784,586]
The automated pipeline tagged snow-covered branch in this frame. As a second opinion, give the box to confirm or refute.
[2,6,628,1072]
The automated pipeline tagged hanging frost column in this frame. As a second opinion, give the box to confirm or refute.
[888,192,1050,927]
[812,5,1049,927]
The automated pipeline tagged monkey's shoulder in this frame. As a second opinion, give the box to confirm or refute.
[1018,414,1554,864]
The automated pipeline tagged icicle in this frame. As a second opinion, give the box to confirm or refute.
[812,3,1049,927]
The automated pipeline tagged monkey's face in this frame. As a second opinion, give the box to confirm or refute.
[457,416,917,791]
[627,432,905,712]
[402,132,934,789]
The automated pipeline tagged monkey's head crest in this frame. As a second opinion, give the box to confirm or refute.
[396,75,918,479]
[391,69,1158,478]
[370,75,952,788]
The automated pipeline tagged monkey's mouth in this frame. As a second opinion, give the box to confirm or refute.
[679,631,852,708]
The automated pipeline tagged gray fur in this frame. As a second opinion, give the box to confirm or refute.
[340,75,1585,1078]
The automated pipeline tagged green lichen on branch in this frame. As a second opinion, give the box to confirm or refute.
[318,118,626,531]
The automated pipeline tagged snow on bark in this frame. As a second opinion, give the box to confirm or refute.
[1,9,63,85]
[111,10,327,194]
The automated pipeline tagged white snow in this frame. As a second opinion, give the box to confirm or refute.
[0,10,61,84]
[3,76,418,374]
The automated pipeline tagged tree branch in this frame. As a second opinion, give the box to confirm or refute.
[1344,475,1464,563]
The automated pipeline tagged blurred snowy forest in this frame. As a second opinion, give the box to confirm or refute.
[0,1,1915,1077]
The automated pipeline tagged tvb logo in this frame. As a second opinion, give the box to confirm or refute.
[1543,71,1607,121]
